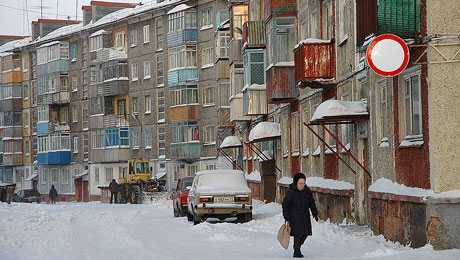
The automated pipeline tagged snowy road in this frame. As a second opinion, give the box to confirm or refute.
[1,199,459,260]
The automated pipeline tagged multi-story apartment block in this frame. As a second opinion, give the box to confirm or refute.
[227,0,460,250]
[0,0,234,198]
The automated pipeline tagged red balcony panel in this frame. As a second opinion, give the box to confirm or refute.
[264,0,297,22]
[266,65,297,104]
[294,39,335,88]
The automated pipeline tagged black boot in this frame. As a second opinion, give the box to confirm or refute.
[293,249,304,258]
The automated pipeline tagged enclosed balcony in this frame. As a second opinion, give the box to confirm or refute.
[89,147,131,163]
[167,5,197,47]
[89,127,131,162]
[2,138,23,166]
[1,111,22,137]
[230,93,250,121]
[1,53,21,83]
[37,133,71,165]
[243,49,267,115]
[242,21,265,50]
[264,0,297,22]
[103,114,129,128]
[266,65,297,103]
[167,45,198,87]
[0,83,22,110]
[2,153,23,166]
[170,142,200,159]
[356,0,421,45]
[170,105,199,122]
[170,121,200,159]
[103,60,129,96]
[217,107,233,128]
[36,41,69,76]
[294,39,335,88]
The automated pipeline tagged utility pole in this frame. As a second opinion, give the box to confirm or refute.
[76,0,78,20]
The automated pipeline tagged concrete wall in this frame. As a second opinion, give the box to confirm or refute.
[428,0,460,192]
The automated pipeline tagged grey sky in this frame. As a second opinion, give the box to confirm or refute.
[0,0,150,36]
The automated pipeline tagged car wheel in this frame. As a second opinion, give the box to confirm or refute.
[193,212,201,225]
[237,213,252,223]
[179,207,187,217]
[187,211,193,222]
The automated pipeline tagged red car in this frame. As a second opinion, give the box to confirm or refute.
[173,177,194,217]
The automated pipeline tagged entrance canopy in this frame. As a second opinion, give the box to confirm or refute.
[310,100,369,125]
[25,173,38,181]
[219,136,243,149]
[248,122,281,143]
[73,171,88,179]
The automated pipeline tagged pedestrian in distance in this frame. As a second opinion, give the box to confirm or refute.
[49,185,58,204]
[109,179,119,204]
[282,172,319,258]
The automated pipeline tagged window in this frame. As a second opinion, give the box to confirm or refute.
[232,5,248,38]
[120,128,129,146]
[157,91,165,122]
[201,8,212,29]
[203,87,216,105]
[115,31,126,48]
[132,131,139,149]
[41,169,47,184]
[73,136,78,153]
[91,130,104,149]
[105,168,113,183]
[187,165,197,176]
[143,60,151,79]
[156,19,163,51]
[168,45,197,70]
[24,112,29,128]
[132,97,138,114]
[145,95,151,113]
[83,102,89,130]
[204,125,216,144]
[24,85,29,100]
[205,165,216,170]
[291,112,300,153]
[282,116,289,156]
[172,123,199,143]
[95,168,100,183]
[219,82,230,107]
[71,44,77,61]
[38,106,49,122]
[15,170,22,182]
[131,63,138,81]
[25,140,30,155]
[72,106,78,122]
[173,165,180,182]
[51,168,59,183]
[170,85,198,106]
[131,29,138,47]
[341,94,352,149]
[157,55,164,85]
[266,18,296,66]
[338,0,349,43]
[90,35,102,51]
[403,71,422,137]
[72,76,77,92]
[120,167,127,179]
[216,32,230,59]
[143,25,150,43]
[83,71,88,98]
[323,0,333,40]
[62,168,69,184]
[83,133,89,160]
[168,10,197,32]
[377,82,388,141]
[145,130,152,149]
[82,39,88,67]
[159,127,166,156]
[201,47,214,67]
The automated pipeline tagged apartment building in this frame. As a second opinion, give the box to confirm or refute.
[228,0,460,249]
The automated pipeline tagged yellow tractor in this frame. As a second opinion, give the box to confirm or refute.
[116,159,159,204]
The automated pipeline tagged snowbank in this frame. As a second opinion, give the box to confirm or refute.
[311,100,368,122]
[307,177,354,190]
[369,178,460,199]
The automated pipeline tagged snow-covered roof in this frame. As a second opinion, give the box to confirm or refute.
[156,171,167,179]
[242,84,266,93]
[73,171,88,179]
[167,3,193,14]
[310,100,369,123]
[248,122,281,142]
[25,173,39,181]
[369,178,460,199]
[90,29,108,38]
[220,136,243,149]
[39,23,83,42]
[38,41,61,48]
[245,170,261,181]
[294,38,332,50]
[0,37,31,53]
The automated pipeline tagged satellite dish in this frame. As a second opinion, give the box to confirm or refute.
[366,34,410,77]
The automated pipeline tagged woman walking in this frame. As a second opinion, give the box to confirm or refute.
[282,173,319,258]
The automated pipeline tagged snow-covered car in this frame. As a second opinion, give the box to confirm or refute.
[173,176,194,217]
[187,170,252,224]
[13,189,41,203]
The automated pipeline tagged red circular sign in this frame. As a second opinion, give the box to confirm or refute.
[366,34,409,77]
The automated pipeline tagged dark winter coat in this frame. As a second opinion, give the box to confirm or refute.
[49,187,58,199]
[109,180,119,192]
[282,183,318,236]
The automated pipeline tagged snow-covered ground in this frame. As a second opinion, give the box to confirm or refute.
[1,199,459,260]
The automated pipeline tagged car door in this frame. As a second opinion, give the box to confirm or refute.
[187,176,199,213]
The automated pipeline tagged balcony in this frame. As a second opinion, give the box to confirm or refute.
[170,105,199,122]
[38,151,71,164]
[170,142,201,160]
[2,153,23,166]
[0,98,22,111]
[1,70,22,83]
[103,114,129,128]
[242,21,265,50]
[167,68,198,87]
[167,29,198,48]
[89,147,131,163]
[229,38,242,65]
[49,87,70,104]
[217,107,233,128]
[266,64,297,103]
[103,78,129,96]
[230,93,250,122]
[356,0,421,45]
[243,85,267,116]
[36,60,69,76]
[216,59,230,80]
[2,127,23,138]
[264,0,297,22]
[294,39,335,88]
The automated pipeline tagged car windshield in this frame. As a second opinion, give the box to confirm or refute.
[24,190,39,196]
[198,173,247,187]
[181,178,193,189]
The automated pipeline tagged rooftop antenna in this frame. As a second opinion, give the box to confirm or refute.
[56,0,59,19]
[76,0,78,20]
